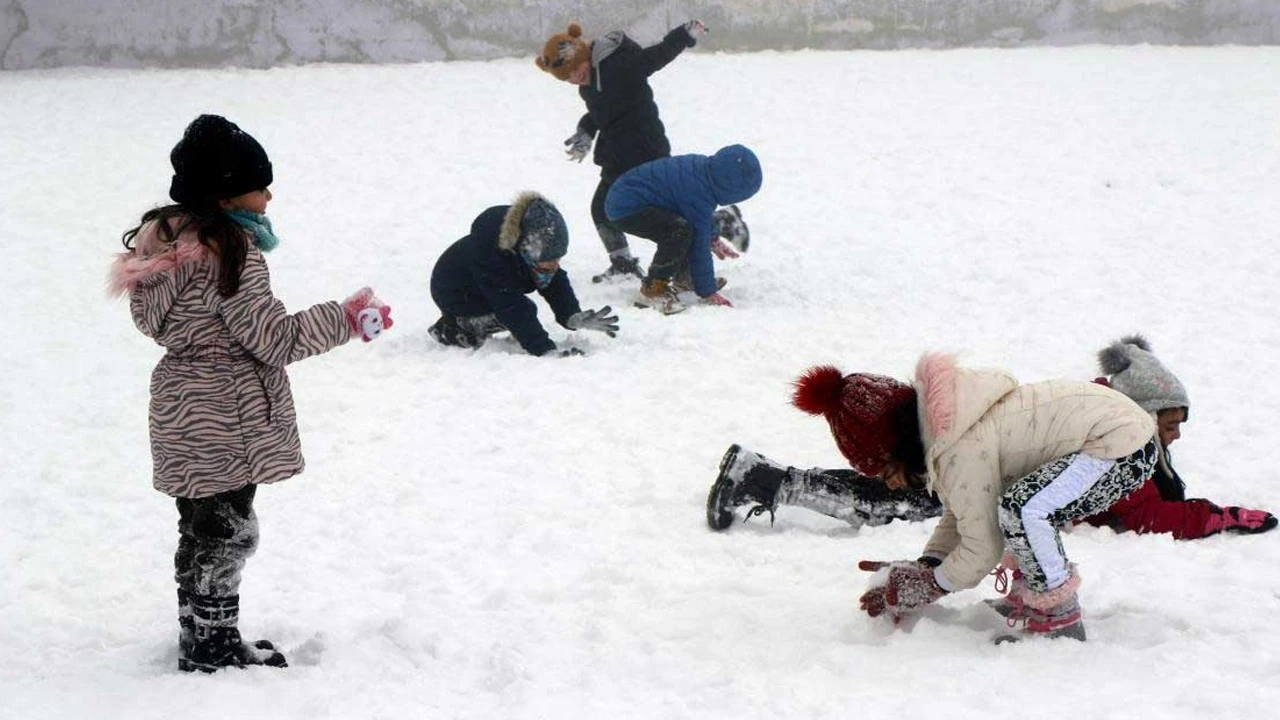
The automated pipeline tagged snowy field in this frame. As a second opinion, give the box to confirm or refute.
[2,45,1279,719]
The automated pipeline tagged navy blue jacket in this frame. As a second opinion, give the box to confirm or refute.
[577,28,694,178]
[430,205,581,356]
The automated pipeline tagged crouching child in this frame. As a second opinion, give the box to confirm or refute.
[428,192,618,356]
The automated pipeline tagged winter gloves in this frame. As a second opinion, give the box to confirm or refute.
[1205,506,1278,535]
[701,292,733,307]
[710,236,740,260]
[342,287,394,342]
[683,19,708,43]
[566,306,620,337]
[858,559,948,622]
[564,128,593,163]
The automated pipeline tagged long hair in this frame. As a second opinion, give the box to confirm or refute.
[121,202,248,297]
[890,394,927,479]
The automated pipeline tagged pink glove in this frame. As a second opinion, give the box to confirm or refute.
[711,236,740,260]
[701,292,733,307]
[342,287,393,342]
[1205,506,1277,535]
[858,560,947,622]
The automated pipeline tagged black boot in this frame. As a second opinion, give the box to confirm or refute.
[592,254,644,283]
[178,589,195,661]
[179,594,287,673]
[705,444,791,530]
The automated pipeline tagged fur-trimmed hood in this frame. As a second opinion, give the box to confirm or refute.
[497,191,568,262]
[914,352,1018,460]
[107,220,212,298]
[497,192,544,252]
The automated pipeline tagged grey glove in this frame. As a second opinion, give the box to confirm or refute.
[564,129,593,163]
[683,19,708,42]
[566,306,619,337]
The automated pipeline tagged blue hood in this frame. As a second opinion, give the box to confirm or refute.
[707,144,762,205]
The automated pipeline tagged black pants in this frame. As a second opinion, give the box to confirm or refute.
[175,484,259,598]
[610,206,693,282]
[781,468,943,527]
[591,176,630,256]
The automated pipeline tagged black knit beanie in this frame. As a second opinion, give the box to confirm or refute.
[168,114,273,207]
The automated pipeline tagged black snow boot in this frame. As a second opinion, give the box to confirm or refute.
[592,254,645,283]
[179,594,287,673]
[706,444,791,530]
[178,589,196,660]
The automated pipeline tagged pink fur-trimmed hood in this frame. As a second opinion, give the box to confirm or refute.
[913,352,1019,462]
[106,220,212,298]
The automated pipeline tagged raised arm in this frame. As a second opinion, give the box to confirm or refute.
[217,249,353,367]
[637,24,699,76]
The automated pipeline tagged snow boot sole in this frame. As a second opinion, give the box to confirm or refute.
[706,444,744,530]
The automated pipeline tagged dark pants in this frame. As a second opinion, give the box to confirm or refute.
[782,468,943,527]
[610,206,693,282]
[591,176,630,257]
[175,484,259,599]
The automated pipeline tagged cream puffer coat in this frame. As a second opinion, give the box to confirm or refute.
[914,353,1154,590]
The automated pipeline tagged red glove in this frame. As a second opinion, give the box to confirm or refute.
[1205,506,1277,535]
[342,287,394,342]
[858,560,947,622]
[701,292,733,307]
[710,236,740,260]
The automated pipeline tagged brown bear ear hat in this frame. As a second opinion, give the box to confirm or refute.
[535,23,590,81]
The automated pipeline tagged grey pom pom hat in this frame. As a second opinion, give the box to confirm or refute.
[1098,335,1189,416]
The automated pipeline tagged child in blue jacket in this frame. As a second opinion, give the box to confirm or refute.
[604,145,762,314]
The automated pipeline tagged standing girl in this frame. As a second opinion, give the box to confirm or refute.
[109,115,392,672]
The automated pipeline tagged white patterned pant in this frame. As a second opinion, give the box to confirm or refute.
[998,440,1157,593]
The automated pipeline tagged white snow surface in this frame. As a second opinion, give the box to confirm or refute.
[2,46,1279,719]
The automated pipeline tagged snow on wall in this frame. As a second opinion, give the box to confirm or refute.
[1,0,1277,70]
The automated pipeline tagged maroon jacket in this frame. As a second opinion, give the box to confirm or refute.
[1083,464,1218,540]
[1082,376,1219,539]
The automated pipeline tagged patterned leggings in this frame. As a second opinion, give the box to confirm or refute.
[998,440,1157,593]
[174,484,259,598]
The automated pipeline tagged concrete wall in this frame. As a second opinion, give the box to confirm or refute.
[2,0,1277,71]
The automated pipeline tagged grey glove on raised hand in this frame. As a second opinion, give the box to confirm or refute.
[564,129,593,163]
[566,306,619,337]
[683,19,708,42]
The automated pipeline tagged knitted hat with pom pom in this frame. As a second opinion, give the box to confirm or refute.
[535,23,591,81]
[1098,334,1188,416]
[791,366,917,476]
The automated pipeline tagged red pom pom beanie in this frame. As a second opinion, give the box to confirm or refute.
[791,365,917,476]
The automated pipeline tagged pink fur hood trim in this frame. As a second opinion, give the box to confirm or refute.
[106,222,211,298]
[914,352,958,439]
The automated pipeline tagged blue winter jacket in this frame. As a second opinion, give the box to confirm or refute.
[430,205,581,356]
[604,145,762,297]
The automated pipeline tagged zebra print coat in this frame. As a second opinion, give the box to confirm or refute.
[110,219,354,498]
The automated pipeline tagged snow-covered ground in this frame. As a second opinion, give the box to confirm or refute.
[2,45,1278,719]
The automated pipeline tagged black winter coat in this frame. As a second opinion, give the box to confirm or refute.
[430,205,582,356]
[576,28,695,179]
